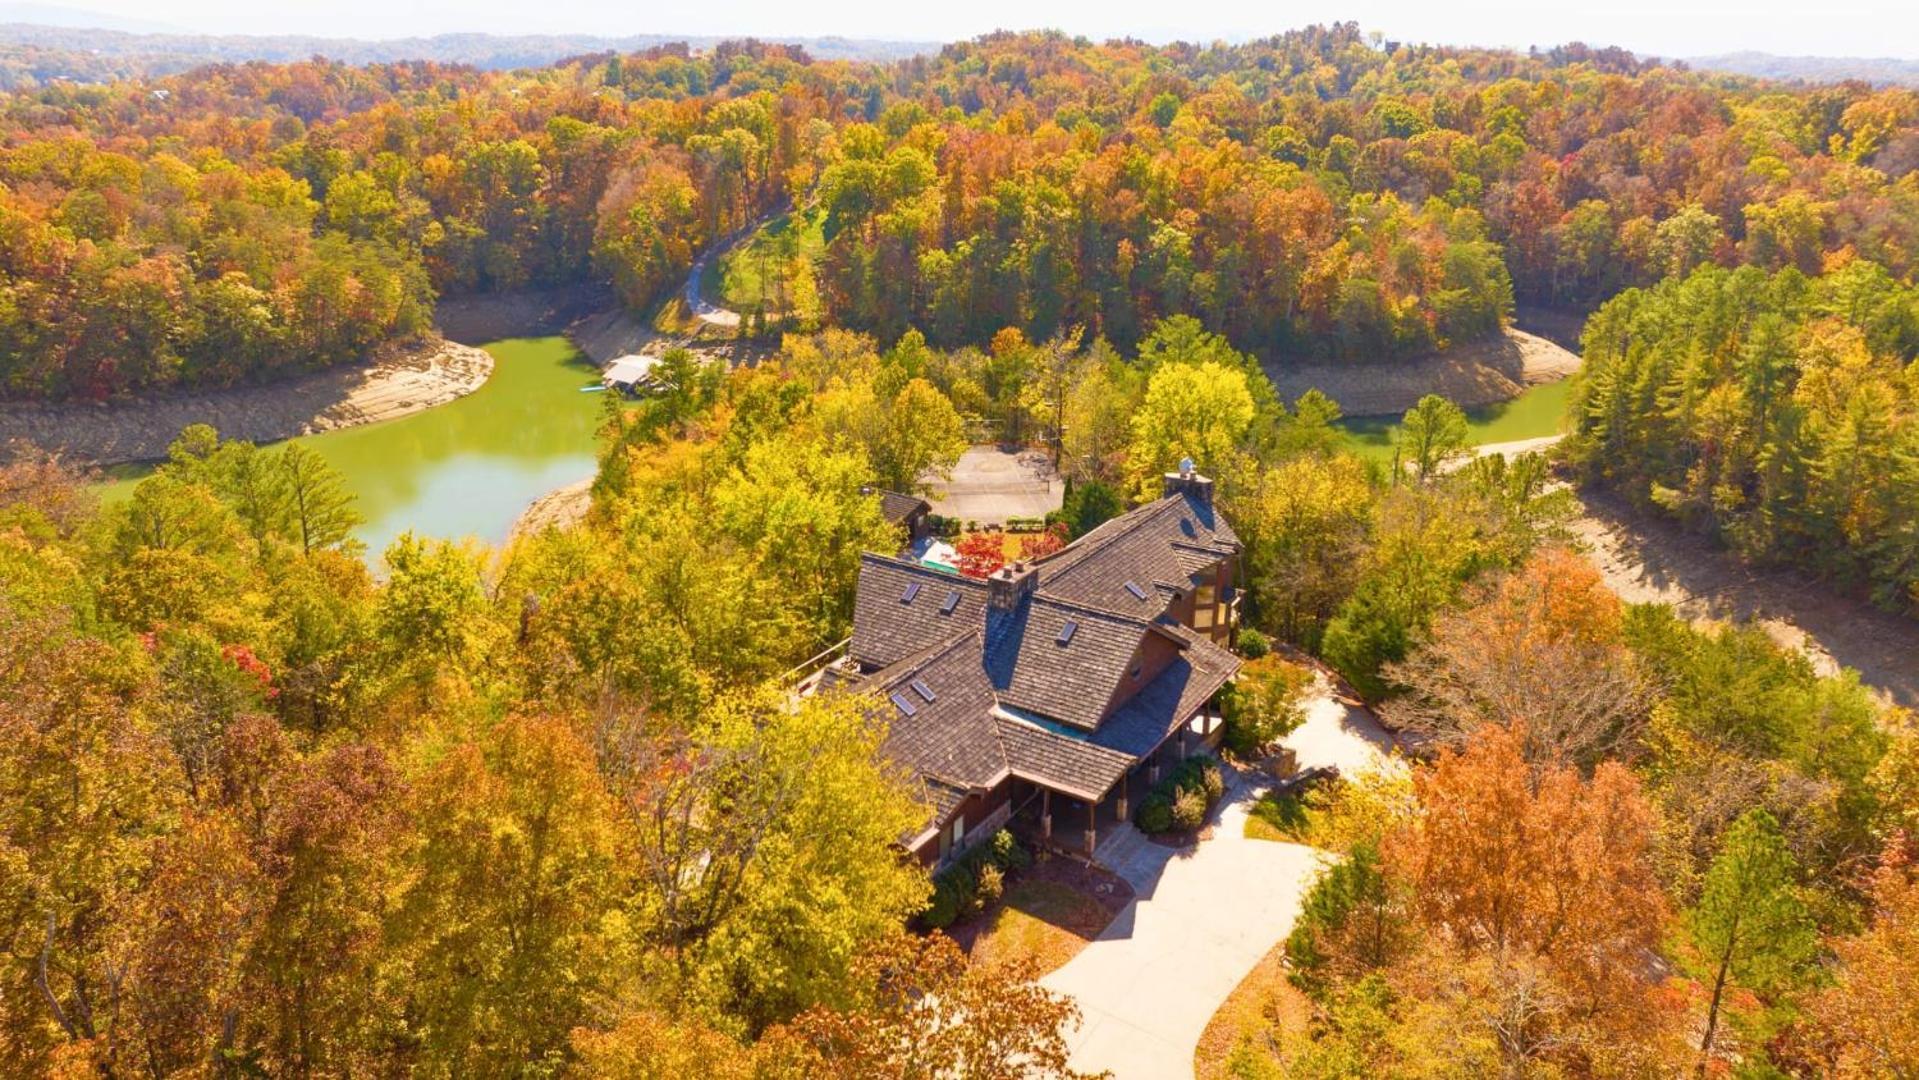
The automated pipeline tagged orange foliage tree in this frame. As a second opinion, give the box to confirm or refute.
[781,932,1096,1079]
[955,532,1009,579]
[1019,523,1069,561]
[1384,547,1654,768]
[1804,840,1919,1076]
[1380,724,1686,1071]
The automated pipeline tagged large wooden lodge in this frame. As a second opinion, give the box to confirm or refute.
[814,465,1242,866]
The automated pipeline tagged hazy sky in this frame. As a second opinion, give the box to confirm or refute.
[60,0,1919,59]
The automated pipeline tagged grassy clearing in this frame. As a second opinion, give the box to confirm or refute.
[708,207,826,313]
[1336,377,1573,464]
[958,870,1127,977]
[1194,939,1318,1079]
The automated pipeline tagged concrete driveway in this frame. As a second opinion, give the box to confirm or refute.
[1041,674,1396,1078]
[924,445,1063,525]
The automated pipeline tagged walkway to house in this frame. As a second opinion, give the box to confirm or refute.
[1040,673,1395,1078]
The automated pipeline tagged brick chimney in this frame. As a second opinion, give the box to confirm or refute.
[988,560,1040,611]
[1162,457,1215,507]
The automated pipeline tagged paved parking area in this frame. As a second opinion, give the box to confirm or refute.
[924,445,1063,525]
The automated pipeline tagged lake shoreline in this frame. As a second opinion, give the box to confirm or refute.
[1570,486,1919,709]
[1267,324,1580,420]
[509,477,595,543]
[0,337,495,467]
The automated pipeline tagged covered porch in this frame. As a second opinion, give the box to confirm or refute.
[1007,707,1224,859]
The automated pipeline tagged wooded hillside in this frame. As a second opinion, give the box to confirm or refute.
[2,27,1914,398]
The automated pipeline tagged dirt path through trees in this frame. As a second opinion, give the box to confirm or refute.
[683,208,788,328]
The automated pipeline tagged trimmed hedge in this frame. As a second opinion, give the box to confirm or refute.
[1133,754,1226,835]
[920,828,1032,930]
[1136,797,1174,834]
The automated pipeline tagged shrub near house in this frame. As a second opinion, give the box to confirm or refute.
[922,829,1033,930]
[1135,755,1227,835]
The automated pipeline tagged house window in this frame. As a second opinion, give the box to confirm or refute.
[1194,584,1216,629]
[951,815,966,849]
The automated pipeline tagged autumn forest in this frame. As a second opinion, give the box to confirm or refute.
[2,22,1918,1080]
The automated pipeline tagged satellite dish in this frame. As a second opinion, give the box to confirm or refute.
[1178,456,1195,477]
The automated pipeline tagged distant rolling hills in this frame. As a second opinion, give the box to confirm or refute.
[1685,50,1919,86]
[0,10,1912,93]
[0,16,940,89]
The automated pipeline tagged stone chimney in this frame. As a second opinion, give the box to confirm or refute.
[1162,457,1215,508]
[988,559,1040,611]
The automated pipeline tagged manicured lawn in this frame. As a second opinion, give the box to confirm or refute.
[1193,940,1317,1079]
[954,860,1130,977]
[706,206,826,313]
[1245,775,1365,846]
[1244,786,1318,843]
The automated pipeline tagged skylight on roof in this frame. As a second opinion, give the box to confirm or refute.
[939,590,960,614]
[1124,580,1148,601]
[910,678,936,703]
[901,581,922,604]
[1057,619,1078,645]
[889,692,918,716]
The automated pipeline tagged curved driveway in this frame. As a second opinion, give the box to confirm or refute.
[1040,677,1395,1078]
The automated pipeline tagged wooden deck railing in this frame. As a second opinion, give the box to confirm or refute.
[783,636,852,687]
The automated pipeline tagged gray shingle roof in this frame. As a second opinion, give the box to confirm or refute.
[850,556,989,668]
[986,596,1148,731]
[868,629,1007,791]
[835,492,1241,814]
[876,489,930,526]
[918,778,969,823]
[1030,492,1239,610]
[1090,622,1239,758]
[994,715,1136,801]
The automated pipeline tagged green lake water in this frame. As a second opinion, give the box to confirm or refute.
[93,333,1575,556]
[1335,378,1574,464]
[101,336,606,557]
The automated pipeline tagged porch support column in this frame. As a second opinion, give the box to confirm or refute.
[1084,794,1098,855]
[1041,788,1052,839]
[1115,778,1129,821]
